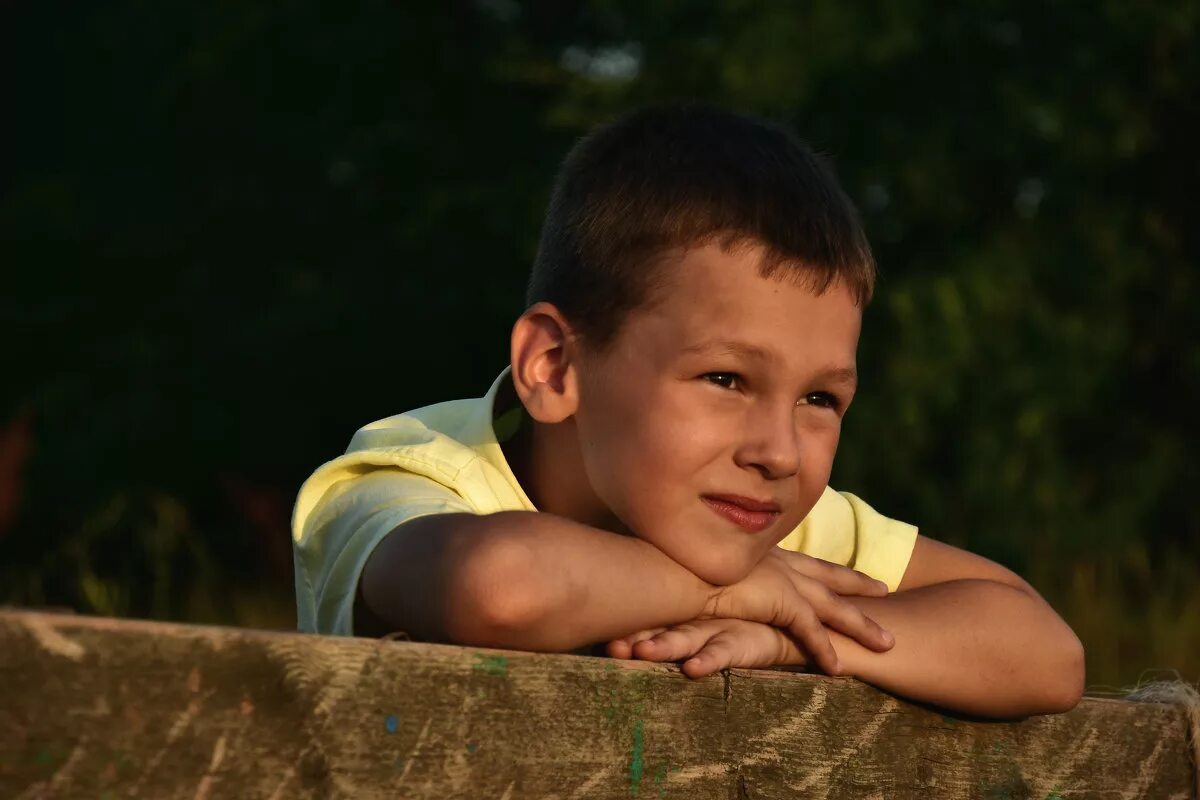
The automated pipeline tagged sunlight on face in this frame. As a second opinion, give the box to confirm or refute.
[572,242,863,585]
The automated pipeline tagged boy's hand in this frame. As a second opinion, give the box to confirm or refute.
[698,549,894,675]
[607,619,807,677]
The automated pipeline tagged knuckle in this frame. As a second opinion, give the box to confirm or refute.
[654,630,682,646]
[798,610,823,637]
[809,585,838,610]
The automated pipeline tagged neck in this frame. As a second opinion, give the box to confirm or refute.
[503,416,627,534]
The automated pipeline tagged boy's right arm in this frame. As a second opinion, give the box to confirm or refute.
[359,510,710,649]
[358,509,893,672]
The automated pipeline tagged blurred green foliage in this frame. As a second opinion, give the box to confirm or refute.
[2,0,1197,690]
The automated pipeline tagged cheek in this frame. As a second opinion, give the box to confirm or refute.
[625,392,731,482]
[573,397,657,521]
[798,425,841,498]
[579,392,726,522]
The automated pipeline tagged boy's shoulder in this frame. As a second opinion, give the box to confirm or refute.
[293,369,533,527]
[347,369,512,455]
[348,397,479,453]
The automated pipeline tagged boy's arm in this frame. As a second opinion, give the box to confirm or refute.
[357,509,893,665]
[358,510,710,648]
[618,536,1084,718]
[830,535,1084,716]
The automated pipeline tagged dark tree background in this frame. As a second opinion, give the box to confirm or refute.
[3,0,1197,689]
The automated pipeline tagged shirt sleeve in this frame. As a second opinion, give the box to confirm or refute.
[292,469,475,636]
[775,487,918,592]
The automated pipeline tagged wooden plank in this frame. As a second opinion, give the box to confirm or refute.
[0,610,1193,799]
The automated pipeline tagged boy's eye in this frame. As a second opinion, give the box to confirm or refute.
[801,391,841,411]
[702,372,741,390]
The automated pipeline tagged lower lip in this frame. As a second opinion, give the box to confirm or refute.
[702,497,780,533]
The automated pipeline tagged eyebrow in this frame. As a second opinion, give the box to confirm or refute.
[681,340,858,387]
[812,366,859,388]
[681,340,778,364]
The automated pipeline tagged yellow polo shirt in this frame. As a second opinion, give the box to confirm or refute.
[292,369,918,635]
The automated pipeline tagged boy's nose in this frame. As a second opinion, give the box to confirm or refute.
[735,402,802,480]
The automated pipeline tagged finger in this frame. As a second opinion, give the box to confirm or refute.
[606,640,632,659]
[803,557,889,597]
[772,549,889,596]
[800,581,894,652]
[633,625,713,662]
[782,602,843,675]
[625,627,670,646]
[607,631,649,659]
[681,634,740,678]
[607,626,670,660]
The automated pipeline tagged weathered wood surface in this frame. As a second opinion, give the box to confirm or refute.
[0,610,1193,799]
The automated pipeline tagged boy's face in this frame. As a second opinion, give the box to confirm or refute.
[571,242,863,586]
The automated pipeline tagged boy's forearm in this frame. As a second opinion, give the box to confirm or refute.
[363,510,713,651]
[829,579,1085,718]
[503,512,716,649]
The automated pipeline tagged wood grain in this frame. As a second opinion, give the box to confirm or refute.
[0,610,1193,799]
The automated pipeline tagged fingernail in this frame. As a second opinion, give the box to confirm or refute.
[833,659,843,675]
[876,580,889,592]
[882,631,895,647]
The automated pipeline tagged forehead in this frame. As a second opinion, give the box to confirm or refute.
[621,243,863,365]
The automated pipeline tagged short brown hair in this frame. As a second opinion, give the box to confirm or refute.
[526,103,876,351]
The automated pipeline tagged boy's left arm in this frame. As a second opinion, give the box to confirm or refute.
[826,534,1085,717]
[613,535,1086,719]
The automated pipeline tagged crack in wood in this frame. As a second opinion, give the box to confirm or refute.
[735,768,750,800]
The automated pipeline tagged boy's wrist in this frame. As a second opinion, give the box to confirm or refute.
[635,537,721,621]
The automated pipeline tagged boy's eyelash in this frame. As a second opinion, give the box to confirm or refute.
[702,372,741,390]
[802,391,841,411]
[702,374,842,411]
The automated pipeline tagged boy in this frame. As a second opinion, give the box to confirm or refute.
[292,105,1084,718]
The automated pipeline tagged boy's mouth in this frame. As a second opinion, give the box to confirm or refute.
[701,494,782,533]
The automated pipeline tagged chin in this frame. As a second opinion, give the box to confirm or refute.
[683,550,759,587]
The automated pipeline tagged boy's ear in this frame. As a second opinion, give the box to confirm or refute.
[509,302,581,424]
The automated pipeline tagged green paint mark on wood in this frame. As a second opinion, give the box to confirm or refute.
[1045,790,1067,799]
[602,684,620,721]
[600,669,653,727]
[653,762,668,798]
[34,749,55,767]
[628,719,645,797]
[472,653,508,676]
[981,768,1029,800]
